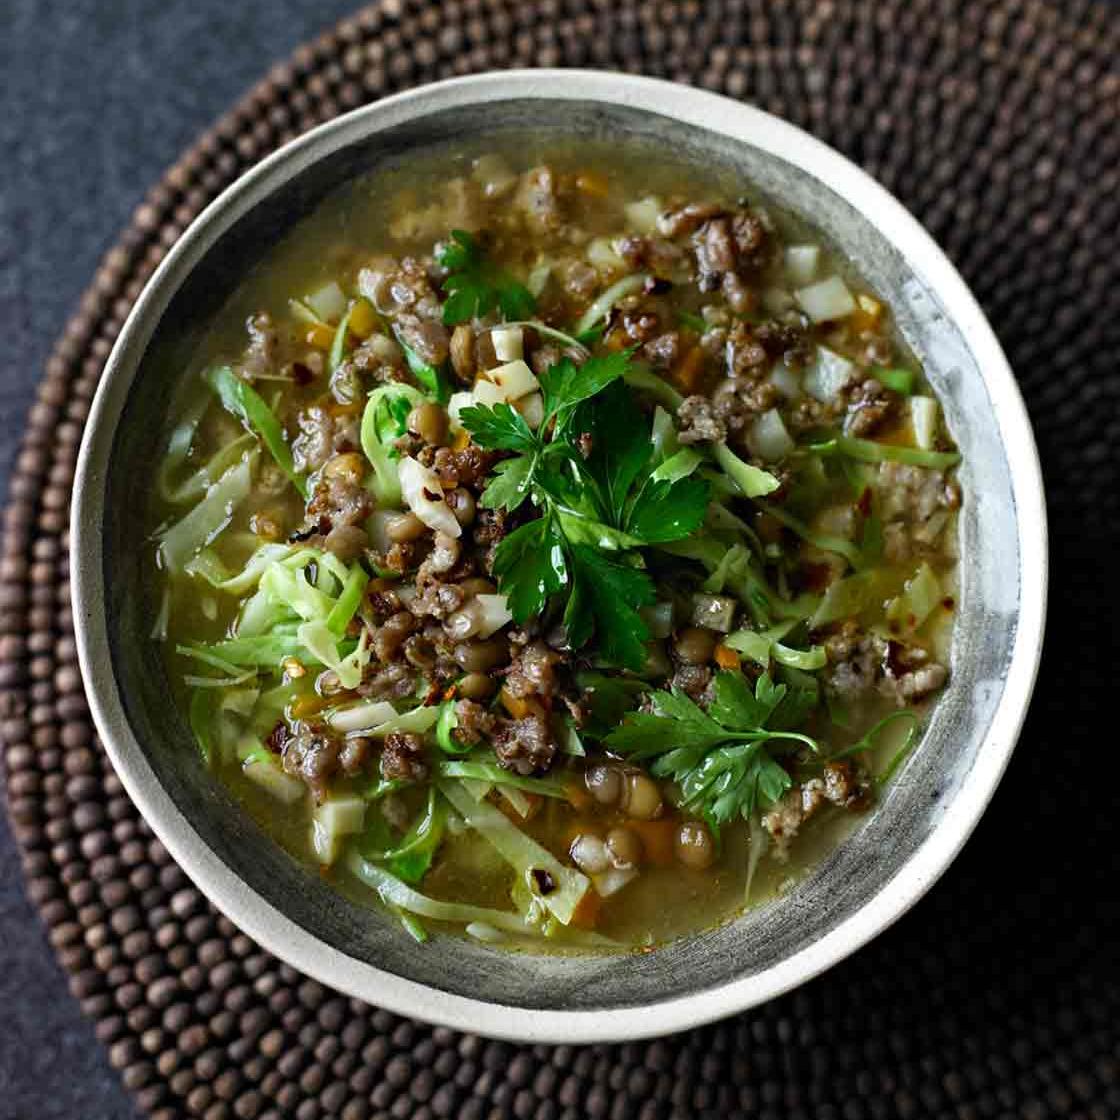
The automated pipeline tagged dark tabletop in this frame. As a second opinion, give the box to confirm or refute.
[1,5,359,1117]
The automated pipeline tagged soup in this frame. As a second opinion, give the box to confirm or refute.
[150,139,960,950]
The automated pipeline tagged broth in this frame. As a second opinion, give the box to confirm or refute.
[151,136,959,951]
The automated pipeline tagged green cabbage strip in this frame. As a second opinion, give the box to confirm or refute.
[754,498,865,569]
[437,759,569,799]
[885,562,942,633]
[326,565,370,637]
[392,329,451,402]
[328,303,356,373]
[157,456,254,572]
[360,384,427,506]
[205,365,307,497]
[185,543,295,592]
[347,855,535,935]
[297,622,370,690]
[439,779,589,926]
[650,448,703,484]
[189,691,217,767]
[181,629,306,669]
[725,620,827,671]
[809,435,961,471]
[711,442,782,498]
[622,366,684,410]
[575,273,649,337]
[157,392,210,503]
[809,570,888,628]
[366,789,448,884]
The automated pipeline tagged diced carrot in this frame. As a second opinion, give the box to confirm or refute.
[499,687,546,721]
[348,297,379,339]
[628,818,677,868]
[850,294,883,333]
[713,644,741,670]
[305,322,334,350]
[569,888,602,930]
[291,693,325,719]
[565,781,591,810]
[672,345,707,393]
[451,428,470,452]
[575,171,610,198]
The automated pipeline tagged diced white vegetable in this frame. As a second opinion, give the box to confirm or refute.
[398,456,461,538]
[591,866,638,898]
[446,390,474,431]
[481,359,539,402]
[305,280,347,323]
[471,379,506,408]
[587,236,625,271]
[327,699,398,733]
[242,758,305,803]
[474,594,513,639]
[311,796,367,865]
[692,593,736,633]
[784,245,821,285]
[513,391,544,429]
[746,409,796,462]
[796,275,857,322]
[803,347,855,403]
[910,396,940,451]
[623,196,662,234]
[768,362,803,399]
[526,261,552,297]
[465,921,508,943]
[491,326,524,362]
[761,287,796,314]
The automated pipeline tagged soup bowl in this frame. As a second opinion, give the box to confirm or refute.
[71,70,1046,1042]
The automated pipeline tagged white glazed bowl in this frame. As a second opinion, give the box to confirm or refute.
[71,70,1047,1043]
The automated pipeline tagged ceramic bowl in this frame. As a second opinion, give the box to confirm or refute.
[71,70,1047,1042]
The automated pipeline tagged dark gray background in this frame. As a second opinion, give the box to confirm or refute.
[1,4,358,1117]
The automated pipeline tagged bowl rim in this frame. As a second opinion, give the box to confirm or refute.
[70,68,1048,1043]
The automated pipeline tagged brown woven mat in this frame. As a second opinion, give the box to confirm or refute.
[4,2,1120,1118]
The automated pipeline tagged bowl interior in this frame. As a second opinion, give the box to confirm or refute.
[98,96,1024,1015]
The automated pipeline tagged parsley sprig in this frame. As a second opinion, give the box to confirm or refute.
[436,229,536,325]
[458,352,710,670]
[605,671,820,833]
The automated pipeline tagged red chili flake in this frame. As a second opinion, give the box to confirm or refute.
[643,275,673,295]
[942,596,956,611]
[531,868,557,896]
[855,486,873,518]
[291,362,314,386]
[422,488,441,501]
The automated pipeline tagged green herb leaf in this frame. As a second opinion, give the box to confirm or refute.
[605,670,820,832]
[624,475,710,544]
[393,331,452,403]
[563,544,655,671]
[491,515,568,622]
[437,229,536,325]
[539,350,632,430]
[459,402,538,453]
[480,455,536,512]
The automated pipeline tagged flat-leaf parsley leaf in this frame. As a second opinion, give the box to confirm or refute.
[437,229,536,325]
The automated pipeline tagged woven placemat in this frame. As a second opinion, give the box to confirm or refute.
[4,2,1119,1118]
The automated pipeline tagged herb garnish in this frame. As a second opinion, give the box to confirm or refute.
[459,353,710,670]
[605,671,819,833]
[437,229,536,325]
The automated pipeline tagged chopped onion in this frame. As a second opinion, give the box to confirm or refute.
[474,593,513,638]
[479,359,539,402]
[691,593,736,632]
[761,287,796,314]
[574,273,649,336]
[768,362,803,399]
[305,280,347,324]
[526,261,552,297]
[491,326,524,363]
[796,275,857,322]
[746,409,795,461]
[591,866,638,898]
[623,196,662,234]
[242,757,305,803]
[398,456,461,538]
[909,396,940,451]
[513,391,544,429]
[587,236,625,271]
[784,244,820,285]
[363,705,439,739]
[446,390,475,431]
[328,699,397,733]
[803,347,855,404]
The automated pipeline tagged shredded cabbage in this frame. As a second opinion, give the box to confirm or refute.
[360,384,427,506]
[157,456,254,572]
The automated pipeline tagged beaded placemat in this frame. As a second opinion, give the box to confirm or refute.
[4,2,1119,1118]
